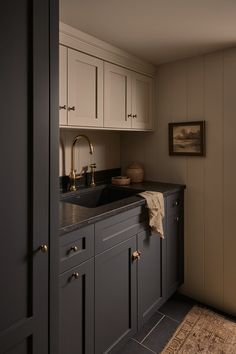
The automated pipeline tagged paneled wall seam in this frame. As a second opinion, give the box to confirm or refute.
[222,50,225,308]
[203,55,206,299]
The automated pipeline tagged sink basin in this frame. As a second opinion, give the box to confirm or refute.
[61,185,139,208]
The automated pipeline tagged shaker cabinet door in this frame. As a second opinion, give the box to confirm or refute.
[68,49,103,127]
[95,237,137,354]
[59,259,94,354]
[104,62,132,129]
[0,1,52,353]
[132,73,153,130]
[137,228,163,329]
[59,45,68,125]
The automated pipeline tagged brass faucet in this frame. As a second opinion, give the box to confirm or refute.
[69,134,94,191]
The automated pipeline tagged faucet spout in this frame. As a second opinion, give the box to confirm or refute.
[70,134,94,191]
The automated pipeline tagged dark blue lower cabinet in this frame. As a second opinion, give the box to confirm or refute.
[137,229,165,330]
[59,258,94,354]
[95,236,137,354]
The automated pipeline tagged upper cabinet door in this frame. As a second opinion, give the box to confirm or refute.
[104,62,132,129]
[132,73,153,130]
[59,45,67,125]
[67,49,103,127]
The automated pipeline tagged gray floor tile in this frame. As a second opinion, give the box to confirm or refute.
[133,312,164,342]
[158,294,194,322]
[143,316,178,353]
[116,339,154,354]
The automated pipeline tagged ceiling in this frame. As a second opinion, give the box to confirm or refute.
[60,0,236,65]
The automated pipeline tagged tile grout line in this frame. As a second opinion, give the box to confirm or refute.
[140,315,165,344]
[132,338,157,354]
[156,311,181,324]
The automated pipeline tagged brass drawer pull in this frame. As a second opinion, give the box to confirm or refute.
[71,272,79,280]
[70,245,78,253]
[132,250,141,261]
[68,106,75,111]
[128,114,132,118]
[59,105,66,110]
[39,244,48,253]
[132,114,137,118]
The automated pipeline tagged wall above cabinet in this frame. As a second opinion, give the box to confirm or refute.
[59,22,156,132]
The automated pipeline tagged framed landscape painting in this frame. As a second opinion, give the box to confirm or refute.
[169,121,205,156]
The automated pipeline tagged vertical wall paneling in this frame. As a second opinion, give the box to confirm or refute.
[120,47,236,314]
[186,57,205,300]
[204,52,224,308]
[223,48,236,313]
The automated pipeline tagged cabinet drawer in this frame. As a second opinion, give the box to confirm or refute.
[60,225,94,273]
[95,206,145,254]
[166,192,183,217]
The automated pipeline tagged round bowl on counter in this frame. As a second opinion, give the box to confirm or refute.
[111,176,131,186]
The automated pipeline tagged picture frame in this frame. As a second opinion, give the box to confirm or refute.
[169,121,205,156]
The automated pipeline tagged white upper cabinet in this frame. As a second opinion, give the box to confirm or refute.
[67,49,103,127]
[104,63,153,130]
[59,23,156,131]
[104,63,132,129]
[132,73,153,130]
[59,45,67,125]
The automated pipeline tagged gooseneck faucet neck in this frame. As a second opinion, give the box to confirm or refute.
[69,134,94,191]
[71,134,94,172]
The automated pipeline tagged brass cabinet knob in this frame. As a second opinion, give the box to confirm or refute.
[132,114,137,118]
[68,106,75,111]
[175,216,179,222]
[72,272,79,280]
[132,250,141,261]
[39,244,48,253]
[59,105,66,110]
[128,114,132,118]
[174,200,179,206]
[70,245,78,252]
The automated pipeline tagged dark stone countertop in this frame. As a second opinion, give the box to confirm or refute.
[59,181,185,236]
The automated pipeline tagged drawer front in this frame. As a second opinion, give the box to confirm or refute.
[60,225,94,273]
[166,192,183,217]
[95,206,145,254]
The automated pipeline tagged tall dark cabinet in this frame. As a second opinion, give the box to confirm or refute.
[0,1,58,353]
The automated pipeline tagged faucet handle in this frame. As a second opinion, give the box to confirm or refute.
[90,163,96,187]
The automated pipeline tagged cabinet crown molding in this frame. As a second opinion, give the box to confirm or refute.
[59,22,157,77]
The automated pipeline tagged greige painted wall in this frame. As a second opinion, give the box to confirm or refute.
[60,129,121,176]
[121,47,236,314]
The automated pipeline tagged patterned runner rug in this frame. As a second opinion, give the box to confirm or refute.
[161,305,236,353]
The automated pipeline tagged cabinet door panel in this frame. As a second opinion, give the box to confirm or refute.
[95,237,137,354]
[104,62,132,128]
[5,339,30,354]
[138,229,163,329]
[68,49,103,127]
[59,259,94,354]
[0,1,50,353]
[132,73,153,130]
[59,45,67,125]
